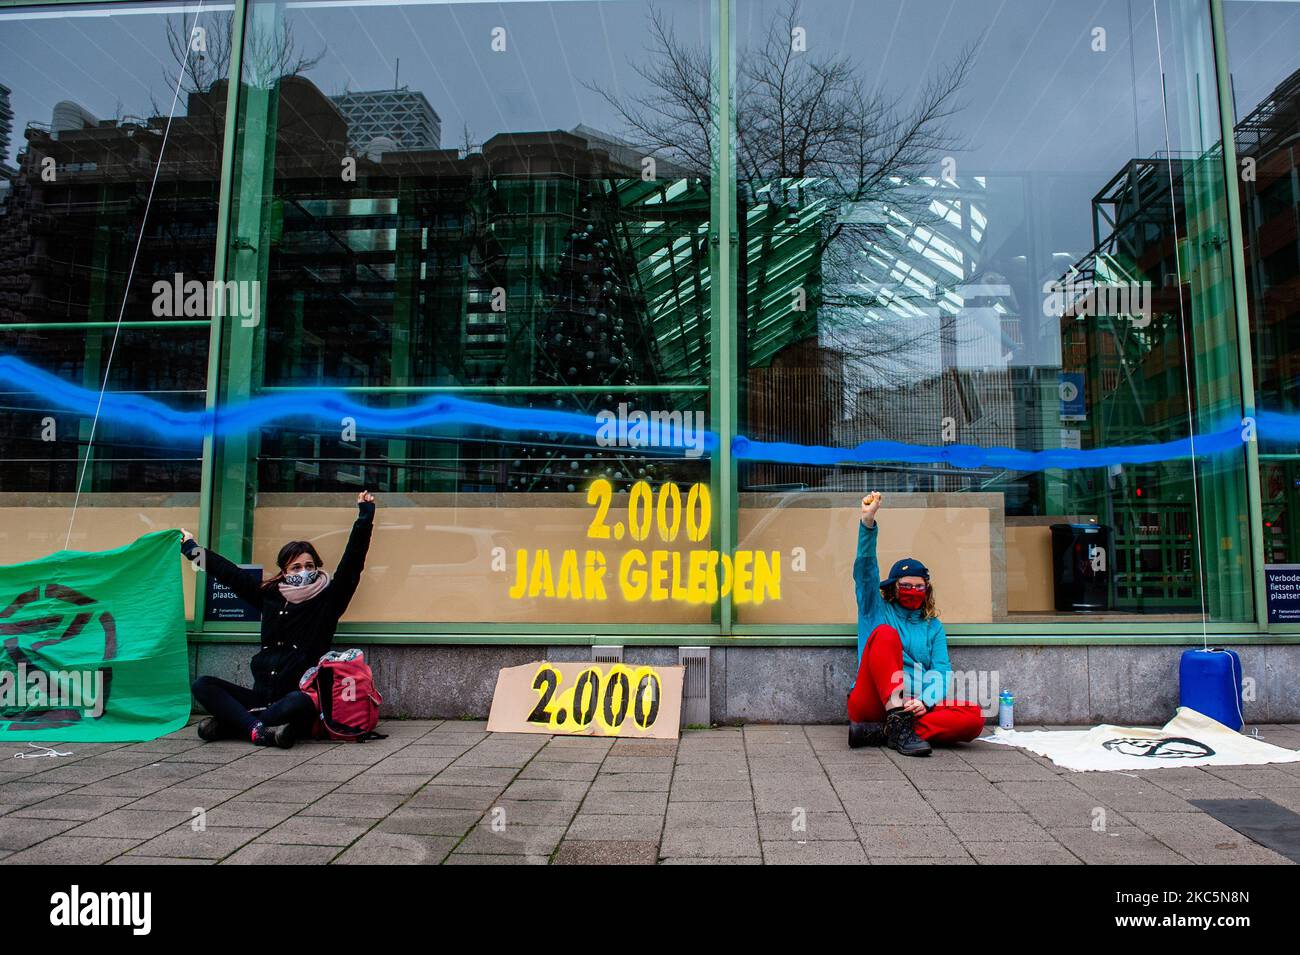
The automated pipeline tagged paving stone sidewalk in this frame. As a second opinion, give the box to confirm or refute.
[1,721,1298,864]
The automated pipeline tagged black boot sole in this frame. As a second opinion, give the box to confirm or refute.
[890,742,932,757]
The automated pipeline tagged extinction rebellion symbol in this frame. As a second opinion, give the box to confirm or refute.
[1101,737,1216,759]
[0,583,116,731]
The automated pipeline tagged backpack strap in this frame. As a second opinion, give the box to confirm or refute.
[314,667,373,739]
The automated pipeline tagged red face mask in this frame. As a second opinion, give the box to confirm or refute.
[896,586,926,610]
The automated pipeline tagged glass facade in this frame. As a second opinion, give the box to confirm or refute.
[1225,0,1300,570]
[0,0,1287,640]
[735,0,1252,628]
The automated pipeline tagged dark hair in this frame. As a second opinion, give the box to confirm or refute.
[261,541,325,591]
[881,580,939,620]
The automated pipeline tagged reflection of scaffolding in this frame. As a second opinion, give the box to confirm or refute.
[611,176,711,384]
[1091,155,1181,258]
[1233,67,1300,157]
[1054,153,1200,611]
[1235,67,1300,562]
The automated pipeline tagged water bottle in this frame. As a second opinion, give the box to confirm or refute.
[998,690,1015,730]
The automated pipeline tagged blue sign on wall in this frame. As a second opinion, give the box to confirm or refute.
[204,564,263,622]
[1059,372,1085,421]
[1265,564,1300,623]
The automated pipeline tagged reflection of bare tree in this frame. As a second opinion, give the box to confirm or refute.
[587,6,715,174]
[458,123,481,160]
[591,1,977,393]
[163,13,322,96]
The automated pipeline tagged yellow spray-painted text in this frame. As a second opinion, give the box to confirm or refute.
[507,548,781,604]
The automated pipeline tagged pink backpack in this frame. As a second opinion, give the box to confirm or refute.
[299,649,386,742]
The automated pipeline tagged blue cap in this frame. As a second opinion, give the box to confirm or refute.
[881,557,930,588]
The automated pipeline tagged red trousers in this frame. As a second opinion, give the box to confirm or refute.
[847,625,985,744]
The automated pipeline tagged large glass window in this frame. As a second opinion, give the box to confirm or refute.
[215,0,715,624]
[0,2,228,618]
[1,0,1263,635]
[734,0,1252,626]
[1225,0,1300,582]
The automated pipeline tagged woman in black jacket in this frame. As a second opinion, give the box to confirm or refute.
[180,491,376,748]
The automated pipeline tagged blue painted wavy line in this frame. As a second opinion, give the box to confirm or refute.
[1256,411,1300,444]
[0,355,1266,473]
[732,429,1244,471]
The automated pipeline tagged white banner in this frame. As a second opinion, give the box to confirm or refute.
[978,707,1300,772]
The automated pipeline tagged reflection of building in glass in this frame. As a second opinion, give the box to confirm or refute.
[742,176,1019,492]
[1236,67,1300,562]
[0,82,14,178]
[1053,156,1204,612]
[0,87,222,492]
[330,88,441,157]
[0,91,222,325]
[735,137,1237,613]
[0,70,713,496]
[215,76,710,494]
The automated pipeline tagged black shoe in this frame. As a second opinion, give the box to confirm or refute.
[884,709,932,757]
[246,722,293,753]
[196,717,223,742]
[251,721,296,749]
[848,721,885,748]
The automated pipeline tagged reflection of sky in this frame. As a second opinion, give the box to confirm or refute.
[1224,0,1300,122]
[275,0,707,145]
[0,0,1287,371]
[0,0,705,169]
[734,0,1227,369]
[2,1,1224,173]
[0,3,233,167]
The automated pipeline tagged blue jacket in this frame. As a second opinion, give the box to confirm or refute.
[852,520,953,707]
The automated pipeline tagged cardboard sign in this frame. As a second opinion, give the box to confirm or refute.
[487,660,683,739]
[204,564,262,622]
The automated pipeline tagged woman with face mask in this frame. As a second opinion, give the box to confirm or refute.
[847,492,984,756]
[179,491,377,748]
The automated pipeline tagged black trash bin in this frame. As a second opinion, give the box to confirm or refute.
[1049,523,1113,612]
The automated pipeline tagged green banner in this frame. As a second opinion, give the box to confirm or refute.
[0,529,189,742]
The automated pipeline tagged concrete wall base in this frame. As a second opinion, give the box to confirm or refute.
[189,643,1300,726]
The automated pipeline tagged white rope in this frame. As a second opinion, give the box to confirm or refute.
[13,743,72,759]
[64,1,208,551]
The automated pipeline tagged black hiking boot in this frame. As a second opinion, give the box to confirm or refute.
[196,717,240,742]
[250,721,296,749]
[884,708,932,757]
[848,721,886,748]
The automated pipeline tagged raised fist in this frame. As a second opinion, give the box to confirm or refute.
[860,492,882,526]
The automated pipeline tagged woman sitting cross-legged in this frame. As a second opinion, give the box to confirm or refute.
[847,491,985,757]
[181,491,376,748]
